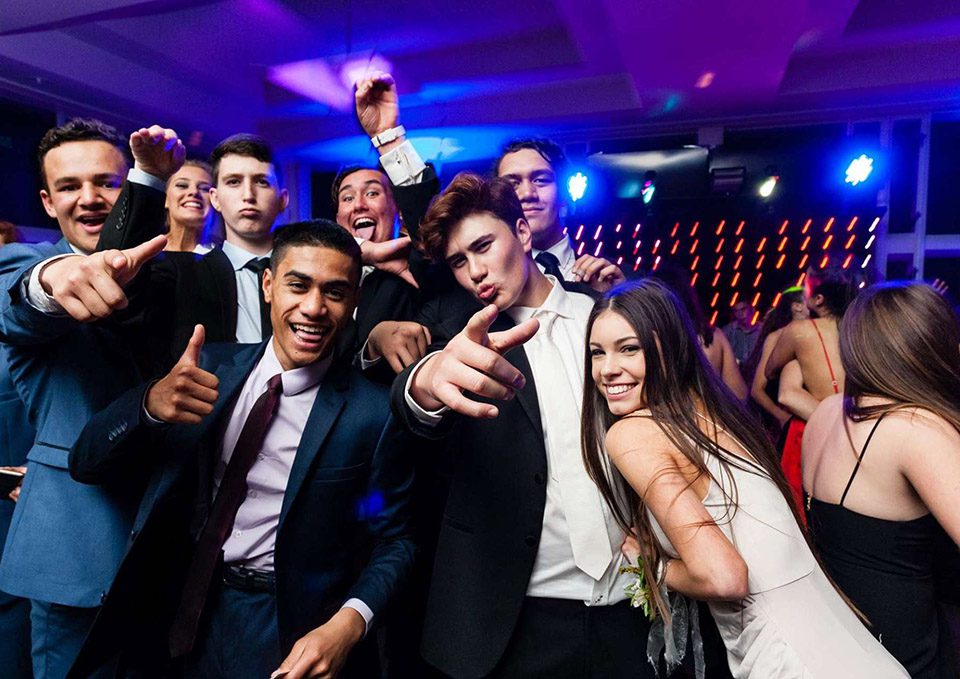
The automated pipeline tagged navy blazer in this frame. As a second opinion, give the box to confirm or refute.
[68,341,415,677]
[0,180,166,608]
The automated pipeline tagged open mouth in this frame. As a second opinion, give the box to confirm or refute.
[290,322,328,347]
[352,217,376,231]
[76,213,108,232]
[181,200,204,210]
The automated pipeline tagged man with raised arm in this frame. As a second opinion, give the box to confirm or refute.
[0,118,183,678]
[391,173,652,678]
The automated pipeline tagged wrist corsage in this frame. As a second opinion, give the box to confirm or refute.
[619,556,656,621]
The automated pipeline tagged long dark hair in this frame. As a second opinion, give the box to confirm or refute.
[742,286,803,380]
[841,281,960,431]
[580,278,802,619]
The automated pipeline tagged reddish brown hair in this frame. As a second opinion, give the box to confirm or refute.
[419,172,525,261]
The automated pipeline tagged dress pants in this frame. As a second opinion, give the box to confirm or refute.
[0,595,31,678]
[485,597,656,679]
[181,581,282,679]
[30,601,117,679]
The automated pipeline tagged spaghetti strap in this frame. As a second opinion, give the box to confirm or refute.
[839,415,886,507]
[810,318,840,394]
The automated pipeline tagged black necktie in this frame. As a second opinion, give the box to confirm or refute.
[243,257,272,340]
[534,251,565,282]
[168,374,284,657]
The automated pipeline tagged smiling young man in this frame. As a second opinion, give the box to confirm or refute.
[0,119,183,679]
[391,173,653,679]
[495,138,626,293]
[68,220,414,679]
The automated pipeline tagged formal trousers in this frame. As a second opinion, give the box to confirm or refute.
[31,600,118,679]
[485,596,656,679]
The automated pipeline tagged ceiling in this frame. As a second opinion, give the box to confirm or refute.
[3,0,960,166]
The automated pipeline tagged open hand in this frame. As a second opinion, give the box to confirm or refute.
[359,237,417,288]
[145,325,219,424]
[39,234,167,322]
[410,305,539,418]
[571,254,625,293]
[271,608,364,679]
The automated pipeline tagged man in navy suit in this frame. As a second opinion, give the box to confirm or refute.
[69,220,414,679]
[0,118,184,678]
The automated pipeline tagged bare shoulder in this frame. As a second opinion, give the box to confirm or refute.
[763,328,783,351]
[605,415,677,462]
[804,393,843,445]
[883,407,960,452]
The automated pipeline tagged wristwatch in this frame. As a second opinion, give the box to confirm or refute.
[370,125,406,149]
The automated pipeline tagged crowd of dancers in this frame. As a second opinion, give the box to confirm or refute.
[0,72,957,679]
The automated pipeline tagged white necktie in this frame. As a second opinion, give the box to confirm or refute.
[534,310,614,580]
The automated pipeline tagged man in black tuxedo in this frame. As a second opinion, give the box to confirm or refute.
[69,220,414,679]
[392,173,653,678]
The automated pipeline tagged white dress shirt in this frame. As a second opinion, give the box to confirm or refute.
[219,241,271,344]
[405,278,631,605]
[217,342,373,629]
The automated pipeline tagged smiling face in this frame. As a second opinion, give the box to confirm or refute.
[210,154,288,249]
[39,140,128,253]
[335,169,398,242]
[443,212,533,310]
[165,164,212,230]
[589,309,648,416]
[497,148,565,250]
[262,244,358,371]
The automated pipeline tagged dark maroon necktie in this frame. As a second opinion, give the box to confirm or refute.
[168,373,284,657]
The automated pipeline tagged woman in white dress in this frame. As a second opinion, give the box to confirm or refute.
[580,278,907,678]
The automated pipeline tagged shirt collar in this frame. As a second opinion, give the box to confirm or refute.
[260,340,333,397]
[533,236,575,271]
[506,275,578,325]
[221,240,273,272]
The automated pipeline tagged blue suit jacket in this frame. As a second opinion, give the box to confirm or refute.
[0,238,149,607]
[68,341,415,676]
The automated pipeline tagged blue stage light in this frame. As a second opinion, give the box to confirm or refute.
[845,154,874,186]
[568,172,588,202]
[642,175,656,204]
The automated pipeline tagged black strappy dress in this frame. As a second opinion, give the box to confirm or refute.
[808,416,954,678]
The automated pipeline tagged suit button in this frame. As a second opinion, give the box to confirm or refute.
[524,535,536,547]
[99,591,107,603]
[129,529,138,540]
[533,473,545,485]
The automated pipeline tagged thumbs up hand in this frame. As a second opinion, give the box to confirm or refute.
[38,235,167,322]
[145,325,220,424]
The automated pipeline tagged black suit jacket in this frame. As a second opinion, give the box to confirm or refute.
[68,342,415,677]
[101,168,442,376]
[388,282,598,678]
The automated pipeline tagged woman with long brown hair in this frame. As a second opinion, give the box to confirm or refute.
[581,279,906,678]
[164,160,215,253]
[804,282,960,678]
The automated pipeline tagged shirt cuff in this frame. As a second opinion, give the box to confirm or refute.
[127,167,166,192]
[140,381,167,426]
[23,254,80,314]
[341,598,373,637]
[359,337,383,370]
[379,140,426,187]
[404,352,449,426]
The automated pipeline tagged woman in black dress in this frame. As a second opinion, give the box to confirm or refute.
[803,282,960,678]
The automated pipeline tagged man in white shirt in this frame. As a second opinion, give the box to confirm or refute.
[69,220,414,679]
[495,138,626,292]
[390,173,653,678]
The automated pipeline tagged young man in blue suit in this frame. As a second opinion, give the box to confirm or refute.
[0,118,184,678]
[69,220,415,679]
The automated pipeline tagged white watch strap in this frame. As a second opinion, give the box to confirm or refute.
[370,125,406,148]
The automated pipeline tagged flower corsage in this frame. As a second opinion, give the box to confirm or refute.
[619,556,655,621]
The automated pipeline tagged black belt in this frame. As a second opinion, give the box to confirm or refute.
[222,564,275,593]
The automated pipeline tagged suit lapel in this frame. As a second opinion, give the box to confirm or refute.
[278,361,350,527]
[489,312,544,440]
